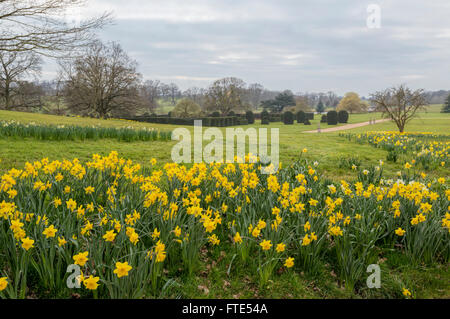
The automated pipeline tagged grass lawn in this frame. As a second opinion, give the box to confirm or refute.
[1,109,448,180]
[0,109,448,180]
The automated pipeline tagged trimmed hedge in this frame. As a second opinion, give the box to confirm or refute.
[327,111,338,125]
[338,110,349,123]
[269,114,282,122]
[306,112,314,120]
[320,114,327,123]
[125,116,247,127]
[304,119,311,125]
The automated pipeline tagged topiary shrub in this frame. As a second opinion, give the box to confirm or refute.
[245,111,255,124]
[261,110,269,122]
[327,110,338,125]
[167,111,172,118]
[320,114,327,123]
[304,119,311,125]
[338,110,349,123]
[296,111,305,123]
[261,118,269,125]
[212,111,221,117]
[283,111,294,124]
[228,111,235,117]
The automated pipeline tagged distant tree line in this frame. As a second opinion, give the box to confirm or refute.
[0,1,445,121]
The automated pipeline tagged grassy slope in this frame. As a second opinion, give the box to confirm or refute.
[0,107,449,299]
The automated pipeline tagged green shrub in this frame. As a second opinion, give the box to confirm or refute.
[327,111,338,125]
[296,111,305,123]
[245,111,255,124]
[283,111,294,124]
[261,110,269,121]
[211,111,221,117]
[320,114,327,123]
[441,94,450,113]
[338,110,349,123]
[304,119,311,125]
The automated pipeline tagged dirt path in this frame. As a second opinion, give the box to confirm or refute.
[303,119,390,133]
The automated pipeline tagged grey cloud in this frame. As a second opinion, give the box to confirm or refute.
[44,0,450,95]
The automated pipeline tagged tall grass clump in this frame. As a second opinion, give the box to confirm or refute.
[0,121,172,142]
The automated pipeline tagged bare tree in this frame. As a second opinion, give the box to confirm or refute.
[13,80,44,110]
[246,83,264,109]
[62,41,141,118]
[0,0,111,56]
[41,72,66,115]
[159,82,170,102]
[260,89,278,104]
[167,83,180,105]
[370,85,428,132]
[326,91,339,108]
[0,50,42,109]
[294,94,311,112]
[141,80,162,113]
[172,98,201,118]
[183,86,207,109]
[205,77,246,115]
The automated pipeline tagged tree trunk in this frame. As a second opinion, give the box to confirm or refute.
[4,81,11,110]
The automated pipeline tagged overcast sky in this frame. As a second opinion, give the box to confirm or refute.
[55,0,450,96]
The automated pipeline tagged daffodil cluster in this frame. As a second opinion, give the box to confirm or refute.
[346,131,449,169]
[0,150,448,298]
